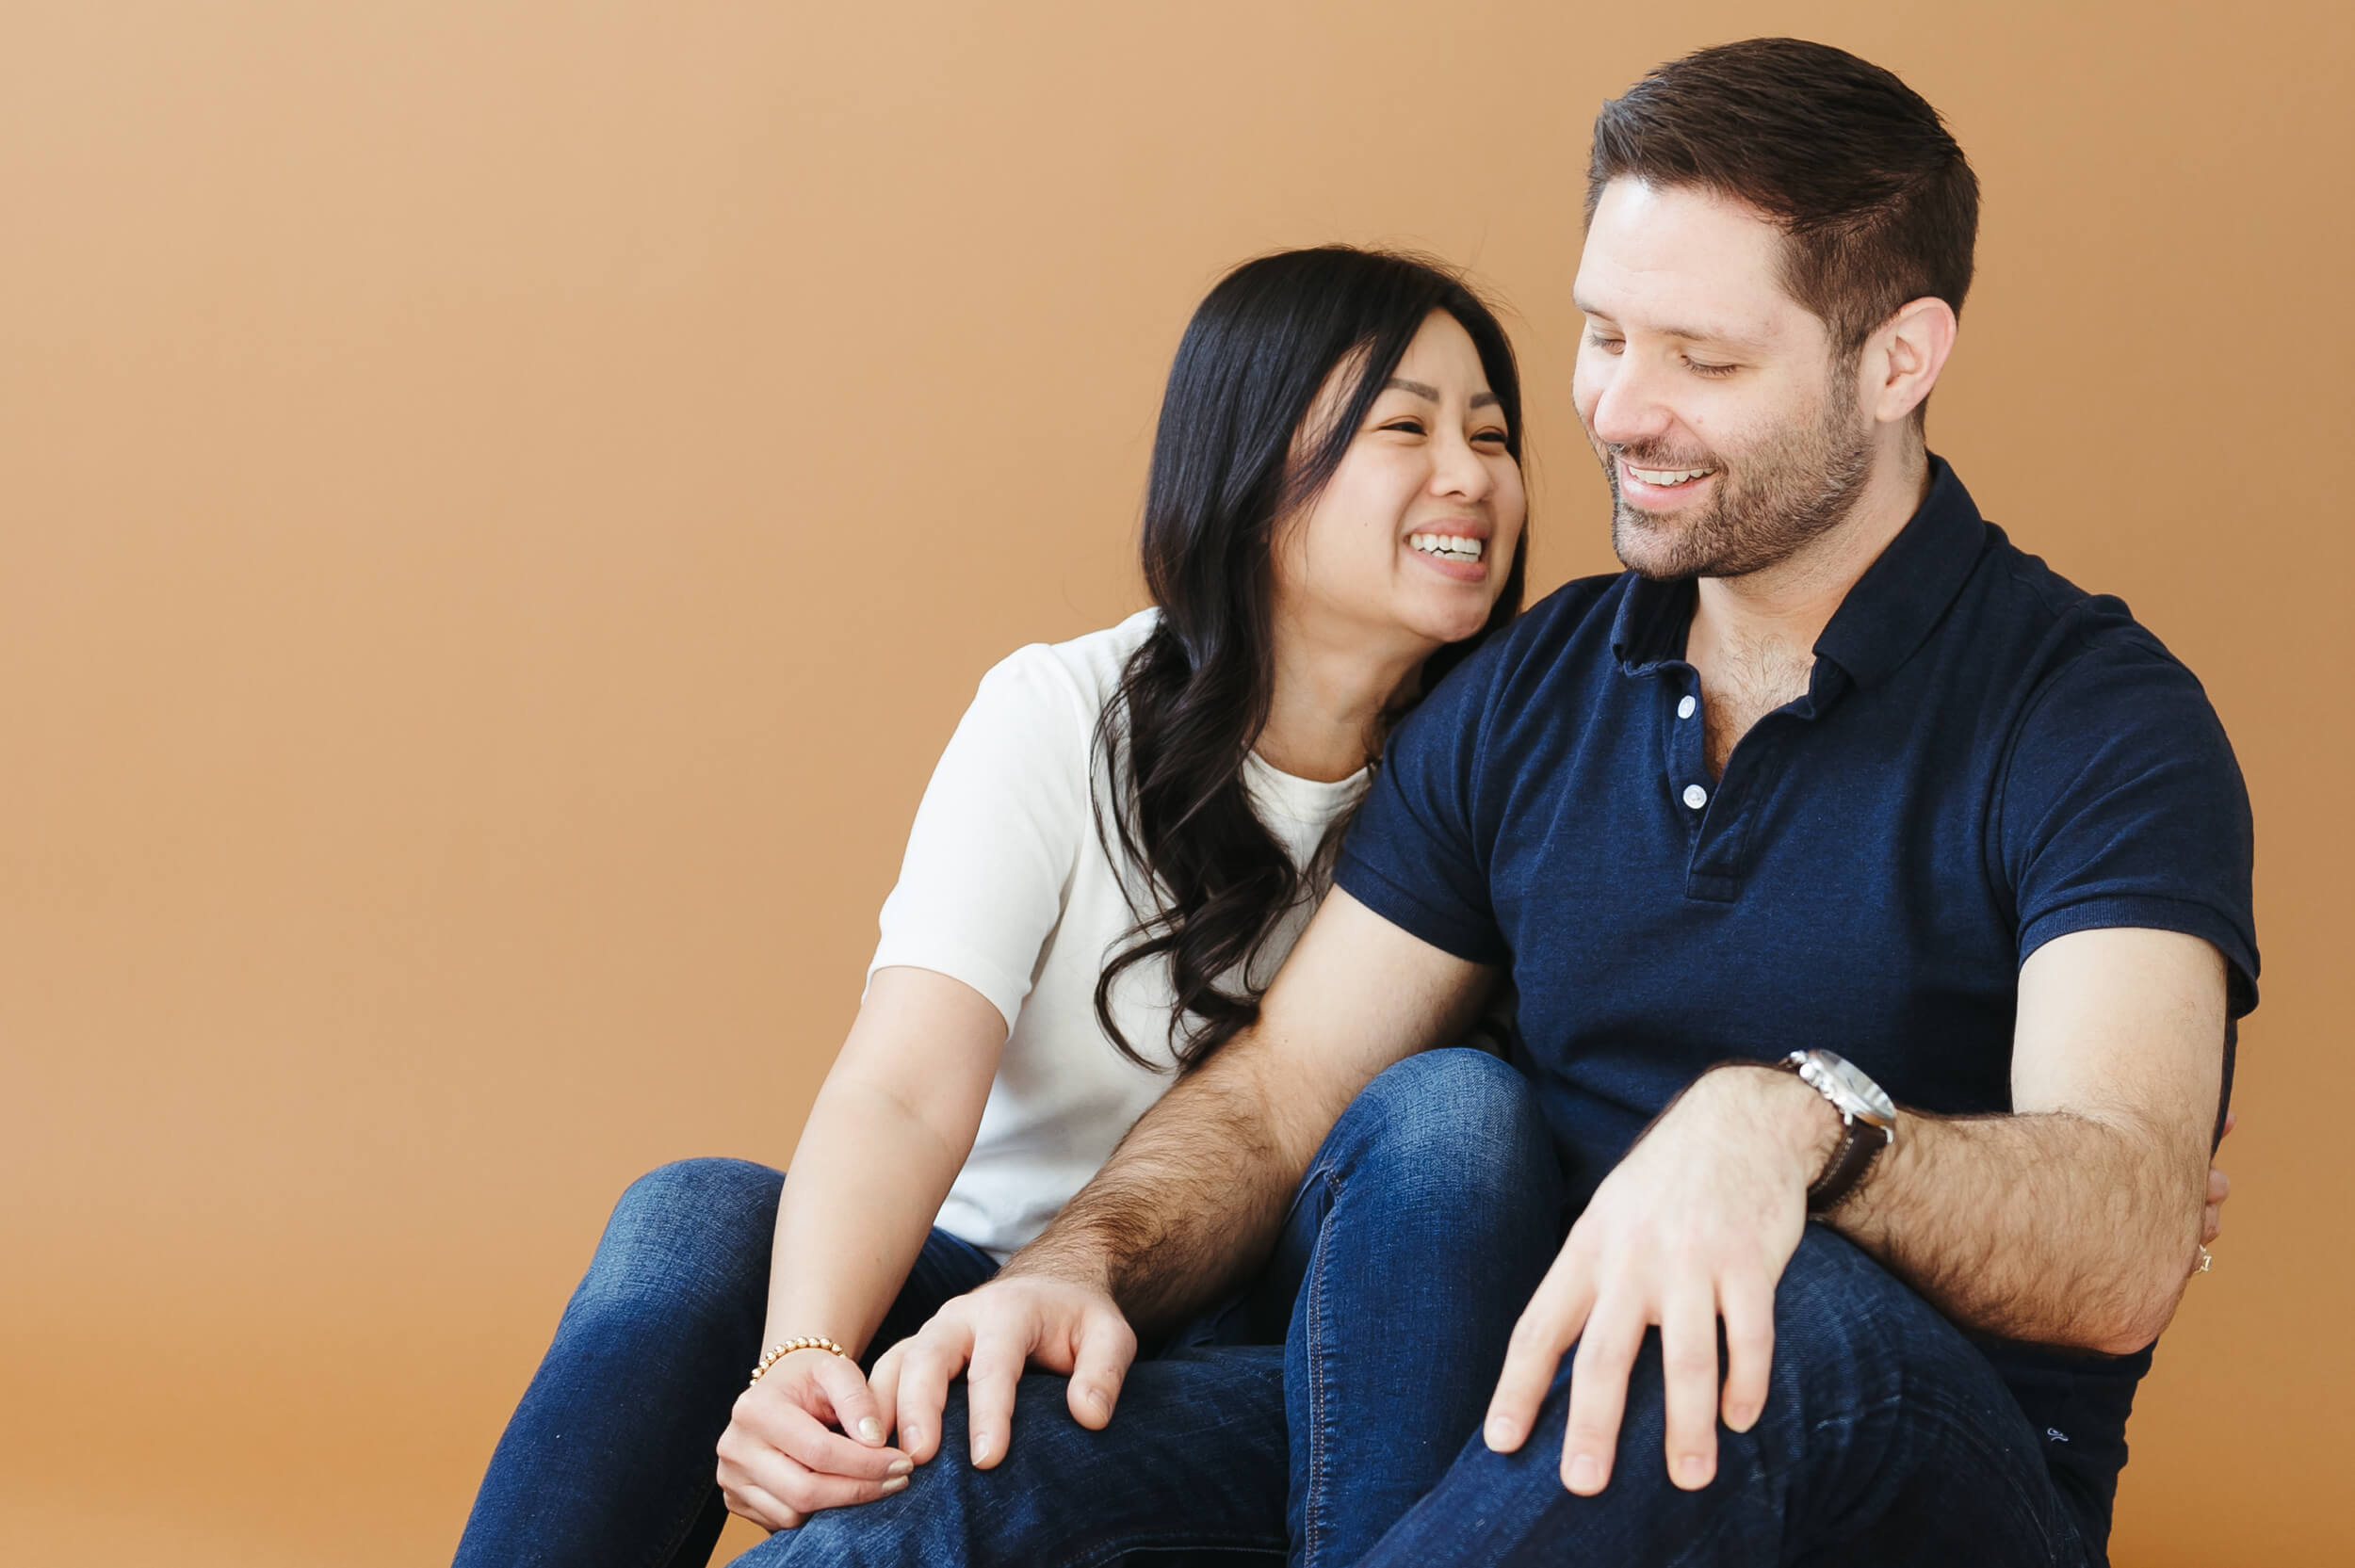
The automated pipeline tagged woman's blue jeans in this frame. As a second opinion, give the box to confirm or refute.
[453,1048,1563,1567]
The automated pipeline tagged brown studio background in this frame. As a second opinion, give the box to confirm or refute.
[2,1,2347,1561]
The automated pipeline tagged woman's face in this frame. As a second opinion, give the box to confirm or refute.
[1273,311,1527,658]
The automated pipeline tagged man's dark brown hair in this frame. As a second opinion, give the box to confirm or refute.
[1588,37,1980,360]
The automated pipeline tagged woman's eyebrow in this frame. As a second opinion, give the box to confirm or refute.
[1382,376,1501,410]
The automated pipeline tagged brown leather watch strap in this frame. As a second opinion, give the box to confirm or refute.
[1806,1117,1891,1213]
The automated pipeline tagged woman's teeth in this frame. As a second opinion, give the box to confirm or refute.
[1409,533,1484,562]
[1626,463,1713,487]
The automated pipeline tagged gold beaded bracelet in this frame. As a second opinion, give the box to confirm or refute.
[748,1335,850,1384]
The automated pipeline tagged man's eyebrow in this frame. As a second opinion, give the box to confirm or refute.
[1574,300,1770,351]
[1383,377,1502,411]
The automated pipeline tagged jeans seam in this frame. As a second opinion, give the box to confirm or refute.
[1051,1534,1288,1568]
[1301,1167,1342,1568]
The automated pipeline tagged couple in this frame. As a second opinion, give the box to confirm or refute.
[456,37,2255,1568]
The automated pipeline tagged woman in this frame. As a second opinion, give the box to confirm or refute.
[453,246,1563,1568]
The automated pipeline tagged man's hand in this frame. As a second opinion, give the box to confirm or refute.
[715,1350,912,1531]
[867,1273,1138,1471]
[2202,1109,2236,1247]
[1482,1066,1835,1496]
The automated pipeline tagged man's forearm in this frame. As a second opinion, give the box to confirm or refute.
[1001,1044,1333,1340]
[1830,1095,2209,1354]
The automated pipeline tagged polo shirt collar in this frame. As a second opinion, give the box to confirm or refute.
[1811,456,1989,689]
[1609,455,1990,690]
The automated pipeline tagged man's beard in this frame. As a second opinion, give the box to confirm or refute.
[1600,371,1874,582]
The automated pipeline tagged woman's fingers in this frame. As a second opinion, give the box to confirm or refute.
[722,1478,804,1534]
[719,1438,908,1528]
[732,1378,907,1481]
[809,1352,892,1447]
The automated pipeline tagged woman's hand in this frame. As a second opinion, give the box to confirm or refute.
[715,1349,913,1532]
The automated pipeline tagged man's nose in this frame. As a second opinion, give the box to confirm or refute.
[1584,356,1675,450]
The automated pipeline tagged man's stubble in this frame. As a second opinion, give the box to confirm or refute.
[1601,363,1875,583]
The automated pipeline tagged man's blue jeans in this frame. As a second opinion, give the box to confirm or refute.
[753,1237,2101,1568]
[453,1049,1562,1567]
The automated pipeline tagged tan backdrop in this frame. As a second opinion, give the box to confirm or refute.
[4,1,2347,1561]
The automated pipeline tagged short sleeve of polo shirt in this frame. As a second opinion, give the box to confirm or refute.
[1999,619,2259,1012]
[1334,642,1512,965]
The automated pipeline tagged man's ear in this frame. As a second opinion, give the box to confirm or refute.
[1861,297,1958,428]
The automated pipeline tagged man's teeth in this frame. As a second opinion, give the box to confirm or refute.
[1409,533,1484,562]
[1626,463,1713,487]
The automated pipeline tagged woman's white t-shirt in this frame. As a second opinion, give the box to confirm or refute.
[865,609,1368,1258]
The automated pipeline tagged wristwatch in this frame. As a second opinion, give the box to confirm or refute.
[1776,1050,1897,1213]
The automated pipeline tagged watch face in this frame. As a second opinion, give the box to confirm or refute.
[1814,1051,1897,1124]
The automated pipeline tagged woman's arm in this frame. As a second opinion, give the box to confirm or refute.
[716,965,1007,1531]
[765,965,1006,1354]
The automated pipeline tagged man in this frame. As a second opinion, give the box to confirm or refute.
[779,37,2257,1567]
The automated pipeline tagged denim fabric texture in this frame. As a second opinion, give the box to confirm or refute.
[451,1157,999,1568]
[1356,1227,2095,1568]
[453,1049,1560,1568]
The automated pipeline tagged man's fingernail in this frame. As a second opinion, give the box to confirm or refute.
[887,1458,913,1478]
[903,1428,923,1451]
[881,1475,908,1495]
[1678,1453,1711,1488]
[1726,1405,1757,1433]
[857,1416,885,1444]
[1567,1454,1601,1492]
[971,1438,993,1465]
[1484,1418,1517,1450]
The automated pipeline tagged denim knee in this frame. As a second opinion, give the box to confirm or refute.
[1321,1048,1556,1210]
[571,1156,782,1321]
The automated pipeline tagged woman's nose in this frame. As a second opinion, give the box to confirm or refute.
[1430,426,1495,501]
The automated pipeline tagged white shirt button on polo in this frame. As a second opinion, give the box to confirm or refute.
[1678,695,1697,719]
[1682,784,1709,810]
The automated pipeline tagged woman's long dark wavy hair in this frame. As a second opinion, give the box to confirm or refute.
[1093,246,1529,1072]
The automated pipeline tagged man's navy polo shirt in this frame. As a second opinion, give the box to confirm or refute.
[1334,457,2257,1542]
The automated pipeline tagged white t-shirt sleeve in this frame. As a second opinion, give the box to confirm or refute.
[866,644,1099,1034]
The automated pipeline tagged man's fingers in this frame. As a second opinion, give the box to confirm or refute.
[1561,1296,1645,1495]
[1717,1269,1775,1435]
[867,1343,905,1435]
[1065,1306,1137,1430]
[1658,1285,1721,1492]
[891,1329,966,1467]
[2221,1109,2237,1140]
[1485,1264,1596,1453]
[811,1354,891,1447]
[963,1318,1031,1469]
[2207,1167,2230,1205]
[2201,1202,2223,1246]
